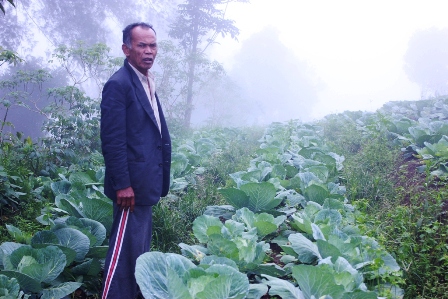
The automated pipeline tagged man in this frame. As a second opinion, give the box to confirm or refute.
[100,22,171,299]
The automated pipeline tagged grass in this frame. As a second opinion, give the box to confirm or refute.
[151,174,225,253]
[151,127,261,253]
[0,199,45,244]
[321,112,448,298]
[2,112,448,298]
[366,161,448,298]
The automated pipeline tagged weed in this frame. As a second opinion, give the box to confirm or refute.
[354,158,448,298]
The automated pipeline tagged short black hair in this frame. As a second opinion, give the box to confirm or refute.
[122,22,156,48]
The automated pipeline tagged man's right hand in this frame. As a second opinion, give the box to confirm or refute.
[116,186,135,212]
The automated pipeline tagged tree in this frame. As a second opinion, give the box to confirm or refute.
[0,46,22,66]
[154,39,234,131]
[230,26,319,124]
[168,0,248,129]
[404,27,448,98]
[0,0,180,53]
[0,0,15,14]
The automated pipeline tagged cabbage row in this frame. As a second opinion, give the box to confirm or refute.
[366,97,448,177]
[4,95,446,299]
[0,128,241,298]
[135,121,404,299]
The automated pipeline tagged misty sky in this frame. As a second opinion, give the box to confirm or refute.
[2,0,448,129]
[209,0,448,121]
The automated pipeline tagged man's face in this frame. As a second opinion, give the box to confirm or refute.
[122,26,157,75]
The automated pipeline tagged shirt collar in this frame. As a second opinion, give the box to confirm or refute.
[128,62,154,81]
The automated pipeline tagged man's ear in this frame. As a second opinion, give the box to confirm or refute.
[122,44,130,57]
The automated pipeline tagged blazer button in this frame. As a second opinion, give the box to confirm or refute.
[157,145,162,150]
[158,163,163,167]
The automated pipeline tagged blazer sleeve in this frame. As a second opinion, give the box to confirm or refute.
[100,77,131,191]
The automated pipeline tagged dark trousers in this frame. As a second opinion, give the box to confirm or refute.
[101,203,153,299]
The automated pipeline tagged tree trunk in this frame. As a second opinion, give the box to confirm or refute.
[182,2,200,129]
[183,55,196,129]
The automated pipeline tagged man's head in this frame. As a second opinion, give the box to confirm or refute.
[122,22,158,75]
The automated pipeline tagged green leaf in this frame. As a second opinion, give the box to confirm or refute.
[259,275,304,299]
[307,165,330,183]
[408,126,431,147]
[200,255,238,269]
[53,228,90,262]
[85,246,108,259]
[288,233,321,264]
[251,263,286,277]
[1,243,29,268]
[270,164,287,180]
[253,220,277,238]
[234,238,267,268]
[233,207,256,227]
[193,215,223,244]
[40,282,83,299]
[179,243,208,262]
[30,231,77,265]
[240,182,281,212]
[55,194,84,218]
[207,235,239,261]
[247,284,269,299]
[285,165,299,178]
[196,264,249,299]
[9,246,66,283]
[203,205,235,220]
[323,198,345,210]
[30,231,59,245]
[253,213,285,238]
[69,172,95,185]
[315,209,342,225]
[1,245,67,293]
[297,171,320,187]
[0,270,42,293]
[5,225,28,243]
[290,214,313,235]
[170,178,189,191]
[222,220,245,239]
[171,153,189,177]
[292,264,345,299]
[51,180,71,195]
[317,239,342,263]
[219,188,250,209]
[79,198,113,234]
[312,223,326,240]
[0,274,20,297]
[304,183,330,205]
[333,257,364,291]
[135,252,195,299]
[71,258,102,276]
[79,218,107,246]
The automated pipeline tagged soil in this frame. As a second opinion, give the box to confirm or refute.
[391,155,448,217]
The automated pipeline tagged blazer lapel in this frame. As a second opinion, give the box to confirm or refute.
[125,60,160,131]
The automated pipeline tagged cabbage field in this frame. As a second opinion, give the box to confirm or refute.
[1,97,448,298]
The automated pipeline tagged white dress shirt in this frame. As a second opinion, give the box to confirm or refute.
[129,63,162,134]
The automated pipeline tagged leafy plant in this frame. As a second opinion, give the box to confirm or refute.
[135,252,249,299]
[0,244,81,298]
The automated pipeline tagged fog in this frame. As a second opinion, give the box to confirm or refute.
[210,0,448,121]
[1,0,448,135]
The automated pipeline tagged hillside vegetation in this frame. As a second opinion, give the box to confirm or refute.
[0,97,447,298]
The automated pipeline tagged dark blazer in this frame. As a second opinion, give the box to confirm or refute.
[101,59,171,206]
